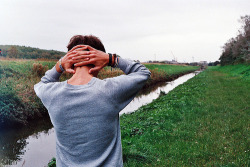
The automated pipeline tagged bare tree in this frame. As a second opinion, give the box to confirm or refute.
[8,46,19,58]
[220,15,250,65]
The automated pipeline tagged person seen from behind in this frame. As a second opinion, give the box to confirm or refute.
[34,35,151,167]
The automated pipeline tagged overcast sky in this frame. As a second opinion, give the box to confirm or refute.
[0,0,249,62]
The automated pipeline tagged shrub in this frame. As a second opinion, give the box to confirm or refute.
[32,63,48,77]
[0,86,26,128]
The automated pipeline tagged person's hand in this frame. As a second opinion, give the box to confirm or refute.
[60,45,89,74]
[69,45,109,74]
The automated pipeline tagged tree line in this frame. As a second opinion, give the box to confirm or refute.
[219,15,250,65]
[0,45,65,60]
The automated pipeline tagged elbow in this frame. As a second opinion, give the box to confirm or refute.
[141,70,151,82]
[143,68,151,80]
[34,82,43,99]
[146,71,151,81]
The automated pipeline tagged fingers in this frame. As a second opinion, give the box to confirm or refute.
[71,54,94,60]
[89,64,105,74]
[66,69,75,74]
[86,45,95,51]
[89,67,101,74]
[68,45,96,53]
[69,51,95,60]
[70,58,89,64]
[69,45,88,52]
[72,47,88,52]
[65,52,77,58]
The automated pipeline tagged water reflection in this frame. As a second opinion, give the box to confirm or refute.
[0,116,53,166]
[0,71,200,166]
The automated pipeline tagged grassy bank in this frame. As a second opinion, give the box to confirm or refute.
[144,64,199,88]
[120,64,249,166]
[0,60,54,128]
[0,59,198,128]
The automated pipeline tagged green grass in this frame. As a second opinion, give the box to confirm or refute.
[215,64,250,80]
[120,64,249,166]
[145,64,199,76]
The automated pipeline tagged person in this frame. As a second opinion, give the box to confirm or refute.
[34,35,151,167]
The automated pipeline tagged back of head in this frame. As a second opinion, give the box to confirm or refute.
[67,35,106,52]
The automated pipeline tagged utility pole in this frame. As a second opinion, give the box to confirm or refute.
[192,56,194,62]
[170,51,175,61]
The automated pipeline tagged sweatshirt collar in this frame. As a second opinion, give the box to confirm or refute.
[64,77,97,89]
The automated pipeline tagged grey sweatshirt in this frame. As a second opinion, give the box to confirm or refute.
[34,58,151,167]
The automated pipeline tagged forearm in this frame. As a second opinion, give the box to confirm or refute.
[40,65,62,84]
[103,57,151,111]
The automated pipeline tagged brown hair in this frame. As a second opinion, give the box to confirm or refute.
[67,35,106,52]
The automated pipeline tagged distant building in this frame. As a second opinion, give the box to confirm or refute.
[147,59,180,64]
[198,61,208,65]
[163,60,179,64]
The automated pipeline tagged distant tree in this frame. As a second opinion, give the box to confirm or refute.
[0,45,66,59]
[208,61,220,66]
[7,46,18,58]
[214,61,220,66]
[220,15,250,65]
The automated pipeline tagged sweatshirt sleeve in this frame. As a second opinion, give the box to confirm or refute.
[34,66,62,107]
[102,57,151,111]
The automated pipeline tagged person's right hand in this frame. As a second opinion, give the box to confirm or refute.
[69,45,110,74]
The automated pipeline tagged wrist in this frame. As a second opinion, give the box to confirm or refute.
[105,53,109,66]
[108,53,113,66]
[56,61,63,73]
[58,58,65,72]
[112,54,119,67]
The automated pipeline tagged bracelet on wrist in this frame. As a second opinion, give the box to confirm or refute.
[108,53,112,66]
[59,58,65,72]
[112,54,119,67]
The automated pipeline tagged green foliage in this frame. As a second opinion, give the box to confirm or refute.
[220,15,250,65]
[0,84,26,126]
[48,157,56,167]
[0,45,65,59]
[0,60,54,128]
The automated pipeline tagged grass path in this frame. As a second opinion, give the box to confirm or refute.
[121,65,249,166]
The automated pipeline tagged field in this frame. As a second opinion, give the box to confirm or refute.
[0,59,199,128]
[120,64,249,166]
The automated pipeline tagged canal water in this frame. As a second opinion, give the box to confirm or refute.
[0,71,200,167]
